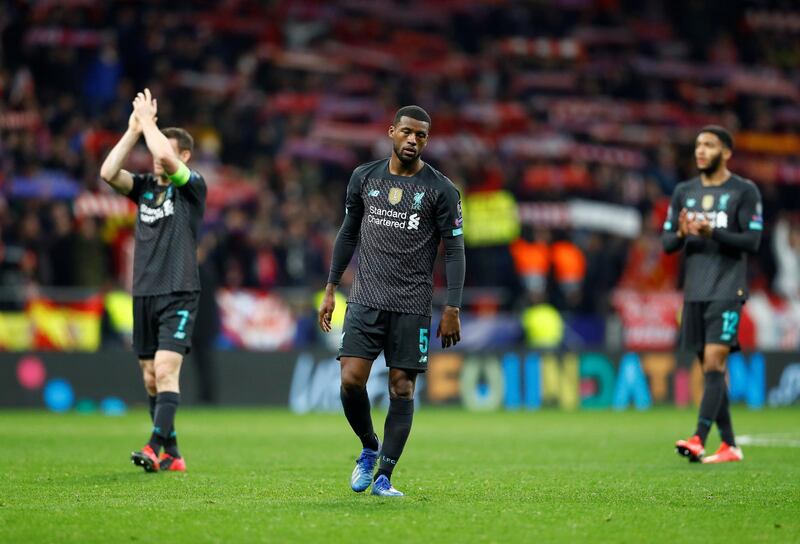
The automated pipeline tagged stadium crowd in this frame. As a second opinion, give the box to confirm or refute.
[2,0,800,332]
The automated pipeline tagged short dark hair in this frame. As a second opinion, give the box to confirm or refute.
[161,127,194,153]
[698,125,733,151]
[394,105,431,126]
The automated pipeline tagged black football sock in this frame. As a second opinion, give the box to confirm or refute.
[148,395,156,422]
[163,428,181,458]
[716,388,736,447]
[695,370,725,445]
[148,392,180,454]
[150,393,177,455]
[376,397,414,481]
[340,385,379,451]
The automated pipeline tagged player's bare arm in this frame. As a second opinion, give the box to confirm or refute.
[134,88,183,176]
[99,108,142,195]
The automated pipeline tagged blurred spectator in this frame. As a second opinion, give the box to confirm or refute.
[73,217,110,288]
[521,293,564,350]
[48,202,75,286]
[510,226,550,298]
[551,236,586,309]
[0,0,795,349]
[191,234,221,404]
[618,215,679,292]
[772,216,800,301]
[17,211,49,285]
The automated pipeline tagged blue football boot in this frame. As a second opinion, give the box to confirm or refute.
[350,445,379,492]
[370,474,404,497]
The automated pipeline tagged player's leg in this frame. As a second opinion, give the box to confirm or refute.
[341,356,381,491]
[700,301,744,463]
[340,357,379,450]
[372,368,416,497]
[338,303,384,491]
[715,386,735,447]
[139,359,156,421]
[148,293,197,471]
[676,354,707,461]
[694,343,729,445]
[131,297,162,472]
[149,349,184,464]
[702,384,744,463]
[372,313,429,496]
[675,301,707,461]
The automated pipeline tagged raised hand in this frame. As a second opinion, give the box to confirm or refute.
[132,88,158,124]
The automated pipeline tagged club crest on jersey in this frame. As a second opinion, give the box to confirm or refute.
[718,193,730,211]
[702,194,714,211]
[388,188,403,205]
[412,192,425,210]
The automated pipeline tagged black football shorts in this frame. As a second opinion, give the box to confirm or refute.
[133,291,199,359]
[679,299,743,356]
[338,302,432,372]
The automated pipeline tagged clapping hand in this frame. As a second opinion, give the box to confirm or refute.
[132,88,158,124]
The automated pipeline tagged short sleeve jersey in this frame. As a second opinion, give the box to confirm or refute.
[126,170,207,296]
[344,159,463,316]
[662,174,763,301]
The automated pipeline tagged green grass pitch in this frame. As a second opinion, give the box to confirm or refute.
[1,407,798,543]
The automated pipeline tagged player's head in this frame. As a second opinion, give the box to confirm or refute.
[389,105,431,165]
[155,127,194,177]
[695,125,733,175]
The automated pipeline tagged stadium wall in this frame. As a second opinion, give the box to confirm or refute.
[2,350,799,413]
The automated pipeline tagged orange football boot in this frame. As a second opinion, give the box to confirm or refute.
[675,435,705,462]
[702,443,743,464]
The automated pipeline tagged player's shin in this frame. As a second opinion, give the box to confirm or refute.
[149,392,180,454]
[376,397,414,480]
[149,395,156,422]
[715,388,736,446]
[340,384,379,451]
[695,370,725,444]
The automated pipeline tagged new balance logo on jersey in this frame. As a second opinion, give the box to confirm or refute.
[407,213,420,230]
[418,355,428,364]
[368,190,380,197]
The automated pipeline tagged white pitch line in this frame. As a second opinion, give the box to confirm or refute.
[737,435,800,448]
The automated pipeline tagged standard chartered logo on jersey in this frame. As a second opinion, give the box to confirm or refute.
[140,199,175,224]
[367,205,420,231]
[688,210,728,229]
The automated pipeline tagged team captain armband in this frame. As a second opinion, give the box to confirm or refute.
[168,162,191,187]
